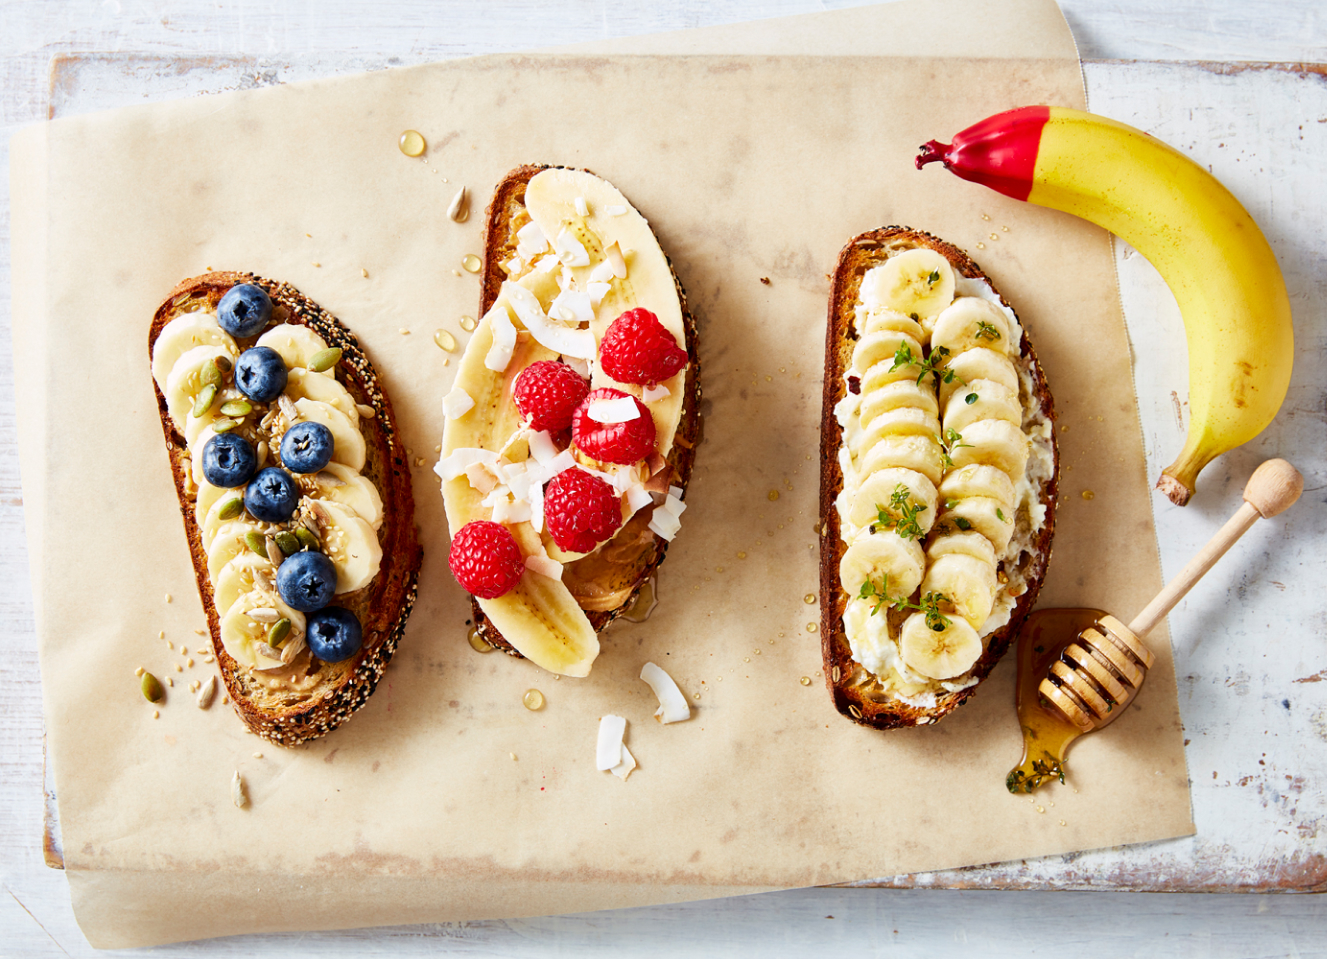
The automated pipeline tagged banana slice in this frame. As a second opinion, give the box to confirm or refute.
[285,368,360,427]
[937,495,1015,553]
[937,348,1019,408]
[523,167,687,460]
[844,467,937,538]
[838,531,926,604]
[850,330,924,377]
[859,249,956,321]
[855,307,926,341]
[255,324,329,372]
[189,424,221,487]
[312,499,382,595]
[926,529,997,567]
[200,489,248,549]
[152,311,236,391]
[219,588,307,670]
[853,407,941,463]
[942,378,1022,434]
[919,553,997,628]
[309,461,383,530]
[164,343,232,431]
[195,478,229,527]
[858,434,945,486]
[206,520,266,581]
[898,612,983,680]
[937,463,1016,510]
[857,379,940,425]
[214,553,275,618]
[292,398,366,472]
[930,296,1013,357]
[948,419,1030,478]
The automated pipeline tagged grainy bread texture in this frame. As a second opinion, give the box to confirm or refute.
[471,165,702,655]
[149,272,422,746]
[819,228,1058,728]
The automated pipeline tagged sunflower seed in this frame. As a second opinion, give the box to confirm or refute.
[280,631,306,665]
[260,409,278,430]
[197,675,216,709]
[231,771,248,808]
[248,608,280,624]
[265,537,285,568]
[256,440,269,468]
[356,404,376,419]
[278,394,299,422]
[314,471,345,488]
[254,641,283,661]
[447,186,469,222]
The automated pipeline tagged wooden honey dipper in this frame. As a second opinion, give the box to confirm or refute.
[1008,458,1303,792]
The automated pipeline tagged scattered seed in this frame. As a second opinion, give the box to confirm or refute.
[152,710,159,719]
[174,663,183,673]
[231,771,248,808]
[265,537,285,568]
[356,403,376,418]
[201,359,222,389]
[253,753,263,759]
[135,666,144,677]
[141,673,165,703]
[165,593,172,604]
[295,527,321,551]
[447,186,469,222]
[166,677,174,687]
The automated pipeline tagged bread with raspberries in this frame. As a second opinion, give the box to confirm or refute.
[437,165,701,676]
[150,272,422,745]
[819,228,1057,728]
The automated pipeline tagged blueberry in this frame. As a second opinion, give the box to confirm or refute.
[305,606,363,662]
[243,467,300,523]
[276,550,338,612]
[217,284,273,338]
[234,346,288,403]
[200,433,257,488]
[281,421,334,473]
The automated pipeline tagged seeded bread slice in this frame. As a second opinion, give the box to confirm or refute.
[470,164,702,655]
[819,228,1059,729]
[149,272,422,746]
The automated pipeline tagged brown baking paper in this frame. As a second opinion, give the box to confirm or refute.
[9,0,1193,947]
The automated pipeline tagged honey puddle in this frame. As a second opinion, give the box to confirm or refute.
[1007,607,1107,794]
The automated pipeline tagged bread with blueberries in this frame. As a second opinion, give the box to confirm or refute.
[437,165,701,677]
[150,272,422,746]
[820,228,1058,728]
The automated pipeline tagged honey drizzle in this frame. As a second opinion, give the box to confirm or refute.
[1007,607,1108,794]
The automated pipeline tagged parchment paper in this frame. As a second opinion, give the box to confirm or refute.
[8,0,1193,948]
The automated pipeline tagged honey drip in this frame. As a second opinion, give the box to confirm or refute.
[1007,607,1108,793]
[459,315,477,332]
[398,130,426,157]
[523,688,545,710]
[467,627,494,653]
[434,329,457,352]
[461,254,482,273]
[620,575,659,623]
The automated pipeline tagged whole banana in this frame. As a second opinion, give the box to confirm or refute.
[917,106,1294,505]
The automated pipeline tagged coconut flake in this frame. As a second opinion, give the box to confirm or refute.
[554,227,591,267]
[548,449,577,477]
[626,483,653,515]
[443,386,475,420]
[574,196,589,217]
[436,447,500,482]
[501,256,524,276]
[610,744,636,780]
[640,662,691,724]
[588,396,641,424]
[524,551,563,580]
[463,461,499,494]
[596,714,627,770]
[502,282,596,359]
[642,383,670,402]
[550,289,594,326]
[587,281,611,309]
[529,430,558,464]
[563,354,590,378]
[485,307,517,372]
[589,260,615,283]
[516,221,549,259]
[649,508,682,542]
[529,480,546,533]
[605,204,628,216]
[661,492,687,518]
[605,241,628,279]
[492,495,531,525]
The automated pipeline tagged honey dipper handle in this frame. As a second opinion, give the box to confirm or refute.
[1129,459,1304,639]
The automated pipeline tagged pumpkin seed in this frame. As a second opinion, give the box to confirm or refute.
[211,416,238,433]
[268,618,292,647]
[275,531,301,555]
[141,672,165,703]
[201,358,222,388]
[308,347,342,373]
[295,527,321,551]
[217,497,244,521]
[214,355,234,374]
[244,531,267,554]
[220,398,252,417]
[191,384,218,417]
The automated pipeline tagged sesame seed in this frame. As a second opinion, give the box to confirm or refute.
[152,710,159,719]
[135,666,144,677]
[164,594,172,603]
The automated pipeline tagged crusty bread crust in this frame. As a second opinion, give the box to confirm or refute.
[819,228,1058,728]
[149,272,422,746]
[470,165,702,654]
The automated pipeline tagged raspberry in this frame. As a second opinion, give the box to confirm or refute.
[513,360,590,432]
[448,520,524,599]
[598,308,689,387]
[572,388,656,465]
[544,468,623,554]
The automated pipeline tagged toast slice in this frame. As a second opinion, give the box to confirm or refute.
[819,228,1058,728]
[440,165,701,674]
[149,272,422,746]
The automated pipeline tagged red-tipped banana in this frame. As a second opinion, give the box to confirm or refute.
[917,106,1293,506]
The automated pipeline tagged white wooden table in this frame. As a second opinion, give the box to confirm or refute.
[3,2,1326,954]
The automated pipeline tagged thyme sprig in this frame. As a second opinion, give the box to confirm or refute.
[937,427,973,469]
[870,483,927,541]
[974,319,1002,341]
[890,343,959,388]
[857,576,955,633]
